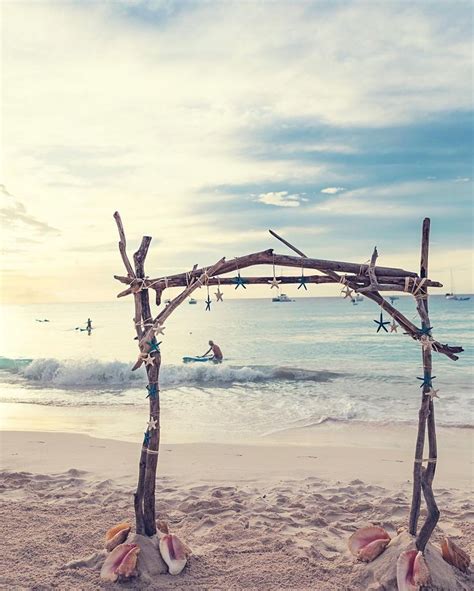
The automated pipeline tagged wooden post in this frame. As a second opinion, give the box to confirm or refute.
[408,218,440,549]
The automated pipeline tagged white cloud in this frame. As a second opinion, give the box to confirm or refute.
[454,177,471,183]
[321,187,346,195]
[257,191,302,208]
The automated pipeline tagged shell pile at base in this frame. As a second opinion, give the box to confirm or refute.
[100,521,190,582]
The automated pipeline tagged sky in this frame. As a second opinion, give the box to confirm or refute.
[1,0,473,304]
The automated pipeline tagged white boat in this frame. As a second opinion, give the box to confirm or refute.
[188,298,197,304]
[272,293,294,302]
[446,270,470,301]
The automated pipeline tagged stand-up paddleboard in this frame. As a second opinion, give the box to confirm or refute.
[182,356,210,363]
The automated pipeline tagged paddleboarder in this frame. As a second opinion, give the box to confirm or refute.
[202,340,223,363]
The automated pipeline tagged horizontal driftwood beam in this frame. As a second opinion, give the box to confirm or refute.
[114,249,420,288]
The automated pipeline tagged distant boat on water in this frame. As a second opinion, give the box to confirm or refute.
[446,270,470,301]
[188,298,197,304]
[354,294,364,302]
[272,293,294,302]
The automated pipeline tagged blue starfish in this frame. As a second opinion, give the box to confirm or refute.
[418,325,433,336]
[146,383,158,399]
[232,272,247,290]
[373,312,390,333]
[297,275,308,290]
[146,340,161,352]
[143,431,151,446]
[417,375,436,389]
[205,296,212,311]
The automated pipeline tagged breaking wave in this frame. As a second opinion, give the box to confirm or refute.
[0,357,339,390]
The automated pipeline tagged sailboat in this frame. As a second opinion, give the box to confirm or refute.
[445,270,470,301]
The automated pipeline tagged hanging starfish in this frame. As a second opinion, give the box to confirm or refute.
[297,275,308,290]
[205,296,212,311]
[390,320,399,333]
[373,312,390,333]
[420,334,434,351]
[268,276,281,289]
[146,383,158,399]
[341,286,354,299]
[146,340,161,353]
[141,353,155,367]
[417,375,436,389]
[232,272,247,289]
[419,325,433,336]
[147,417,157,430]
[425,388,440,400]
[215,287,224,302]
[143,431,151,446]
[153,323,165,336]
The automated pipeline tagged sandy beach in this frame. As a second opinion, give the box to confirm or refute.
[1,426,472,590]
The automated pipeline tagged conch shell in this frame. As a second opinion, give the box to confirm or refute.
[397,549,431,590]
[157,520,190,575]
[100,543,140,582]
[348,526,391,562]
[441,537,470,573]
[105,522,131,552]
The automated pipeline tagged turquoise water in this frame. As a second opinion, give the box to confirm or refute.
[0,295,472,442]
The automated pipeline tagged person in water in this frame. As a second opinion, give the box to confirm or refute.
[202,340,223,363]
[86,318,92,330]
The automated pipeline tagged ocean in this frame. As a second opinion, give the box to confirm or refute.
[0,295,472,444]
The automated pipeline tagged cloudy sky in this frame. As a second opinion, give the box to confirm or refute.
[1,0,472,303]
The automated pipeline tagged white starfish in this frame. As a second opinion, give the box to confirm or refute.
[141,353,155,367]
[147,417,157,430]
[341,286,354,299]
[153,323,165,336]
[268,276,281,289]
[215,288,224,302]
[420,335,434,351]
[425,388,440,400]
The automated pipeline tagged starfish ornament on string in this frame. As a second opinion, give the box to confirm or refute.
[146,383,158,399]
[341,286,354,300]
[420,334,434,351]
[373,312,390,333]
[146,340,161,353]
[147,417,157,430]
[425,388,440,400]
[141,353,155,367]
[232,272,247,289]
[268,276,281,289]
[297,274,308,290]
[417,375,436,389]
[143,431,151,446]
[153,323,165,336]
[205,296,212,311]
[215,287,224,302]
[390,320,399,333]
[419,325,433,336]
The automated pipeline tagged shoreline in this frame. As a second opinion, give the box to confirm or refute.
[1,426,472,490]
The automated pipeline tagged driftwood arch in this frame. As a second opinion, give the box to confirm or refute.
[113,213,463,556]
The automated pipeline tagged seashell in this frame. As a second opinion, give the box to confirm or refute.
[105,523,131,552]
[159,533,188,575]
[441,537,470,573]
[413,552,431,586]
[358,538,390,562]
[100,543,138,582]
[348,526,391,562]
[116,545,140,579]
[397,550,431,591]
